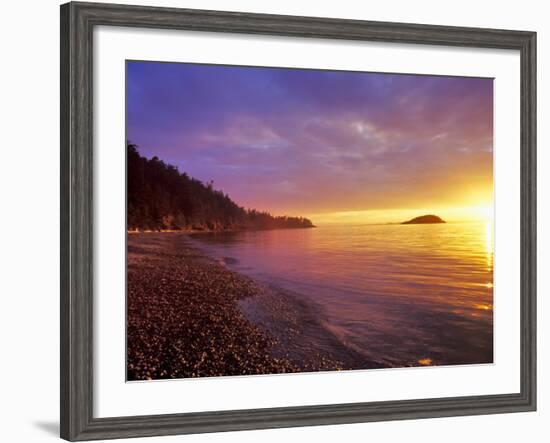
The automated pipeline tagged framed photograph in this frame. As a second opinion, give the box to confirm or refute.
[60,1,536,441]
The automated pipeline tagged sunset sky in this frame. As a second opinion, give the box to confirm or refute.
[127,61,493,224]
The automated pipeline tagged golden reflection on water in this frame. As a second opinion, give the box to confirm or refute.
[193,221,494,367]
[485,221,494,271]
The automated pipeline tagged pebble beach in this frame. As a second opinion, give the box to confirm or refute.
[127,233,348,381]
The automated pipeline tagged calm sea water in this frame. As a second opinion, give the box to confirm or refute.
[190,222,493,369]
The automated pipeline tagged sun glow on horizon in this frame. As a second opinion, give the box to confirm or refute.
[307,203,494,226]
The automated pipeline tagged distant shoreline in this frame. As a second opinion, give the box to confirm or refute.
[127,225,316,235]
[126,220,482,235]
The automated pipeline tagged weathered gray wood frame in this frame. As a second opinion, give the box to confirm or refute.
[60,2,537,440]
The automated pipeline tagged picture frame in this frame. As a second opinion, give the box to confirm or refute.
[60,1,536,441]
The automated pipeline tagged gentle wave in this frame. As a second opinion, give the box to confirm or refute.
[189,222,493,368]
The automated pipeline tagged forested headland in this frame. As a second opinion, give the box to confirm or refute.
[127,143,315,232]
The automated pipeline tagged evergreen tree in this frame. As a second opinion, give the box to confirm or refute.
[127,143,315,231]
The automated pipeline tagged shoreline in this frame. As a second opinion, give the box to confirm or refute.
[127,232,348,380]
[128,225,316,235]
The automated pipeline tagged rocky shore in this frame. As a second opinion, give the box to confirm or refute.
[127,233,345,380]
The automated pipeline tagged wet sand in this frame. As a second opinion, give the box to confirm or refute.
[127,233,362,381]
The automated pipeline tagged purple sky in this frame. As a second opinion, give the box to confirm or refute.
[127,61,493,219]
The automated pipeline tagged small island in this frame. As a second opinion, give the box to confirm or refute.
[402,214,446,225]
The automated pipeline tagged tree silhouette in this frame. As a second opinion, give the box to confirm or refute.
[127,142,315,231]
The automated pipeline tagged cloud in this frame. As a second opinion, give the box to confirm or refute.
[127,61,493,216]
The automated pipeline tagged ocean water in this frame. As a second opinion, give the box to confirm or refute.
[190,222,493,369]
